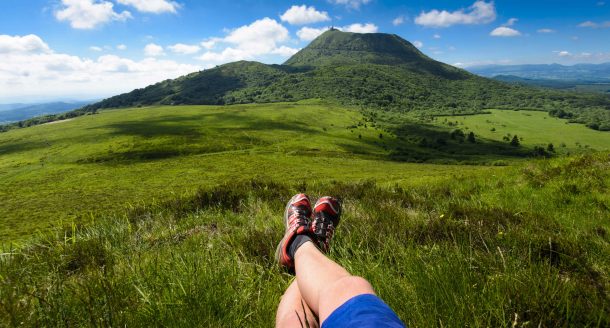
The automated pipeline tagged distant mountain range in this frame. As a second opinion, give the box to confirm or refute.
[468,63,610,82]
[0,101,93,124]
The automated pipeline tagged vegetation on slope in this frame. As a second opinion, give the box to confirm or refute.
[4,102,609,240]
[1,154,608,327]
[2,30,610,133]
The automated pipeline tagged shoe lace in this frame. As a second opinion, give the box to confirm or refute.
[289,208,309,229]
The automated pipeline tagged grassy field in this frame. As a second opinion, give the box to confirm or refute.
[434,109,610,152]
[1,102,609,326]
[0,101,502,241]
[1,155,608,327]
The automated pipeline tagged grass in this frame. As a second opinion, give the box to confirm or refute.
[434,109,610,152]
[1,154,608,327]
[0,101,503,241]
[0,101,609,326]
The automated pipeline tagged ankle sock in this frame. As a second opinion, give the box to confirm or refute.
[288,234,312,259]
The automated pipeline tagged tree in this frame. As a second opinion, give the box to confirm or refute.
[467,132,476,143]
[547,143,555,152]
[510,135,520,147]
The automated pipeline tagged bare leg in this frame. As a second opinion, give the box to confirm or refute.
[294,242,376,323]
[276,280,319,328]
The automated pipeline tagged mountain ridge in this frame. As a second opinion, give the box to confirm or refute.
[469,62,610,81]
[3,30,610,131]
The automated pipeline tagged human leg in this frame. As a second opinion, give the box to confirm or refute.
[294,242,375,323]
[276,280,319,328]
[276,194,404,327]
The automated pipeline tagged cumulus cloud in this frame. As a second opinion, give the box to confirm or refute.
[557,50,571,57]
[197,18,297,65]
[415,1,496,28]
[342,23,378,33]
[297,27,329,41]
[392,16,405,26]
[144,43,165,56]
[116,0,179,14]
[578,20,610,28]
[537,28,555,33]
[490,27,521,37]
[280,5,330,25]
[271,46,300,57]
[433,34,441,39]
[55,0,132,29]
[89,46,103,51]
[504,18,518,26]
[0,34,199,102]
[117,44,127,50]
[413,41,423,48]
[296,23,378,41]
[329,0,372,9]
[0,34,51,54]
[168,43,201,55]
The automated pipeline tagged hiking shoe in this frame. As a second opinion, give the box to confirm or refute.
[312,196,342,253]
[275,193,313,269]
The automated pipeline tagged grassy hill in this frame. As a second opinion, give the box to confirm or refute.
[0,100,609,326]
[1,154,608,326]
[2,101,610,241]
[3,30,610,132]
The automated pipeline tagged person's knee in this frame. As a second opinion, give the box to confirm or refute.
[317,276,376,322]
[330,276,375,297]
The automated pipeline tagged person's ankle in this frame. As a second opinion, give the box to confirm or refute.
[288,234,313,259]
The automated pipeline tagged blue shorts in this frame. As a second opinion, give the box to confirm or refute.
[321,294,406,328]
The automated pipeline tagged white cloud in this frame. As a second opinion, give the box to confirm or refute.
[280,5,330,25]
[537,28,555,33]
[116,0,179,14]
[552,50,610,62]
[0,34,199,102]
[329,0,372,9]
[224,18,289,54]
[117,44,127,50]
[578,20,610,28]
[197,18,291,65]
[296,23,377,41]
[433,34,441,39]
[341,23,378,33]
[200,38,221,50]
[490,26,521,37]
[271,46,300,57]
[392,16,405,26]
[297,27,329,41]
[415,1,496,28]
[89,46,103,51]
[144,43,165,57]
[168,43,201,55]
[0,34,51,54]
[413,41,423,48]
[504,18,518,26]
[55,0,132,29]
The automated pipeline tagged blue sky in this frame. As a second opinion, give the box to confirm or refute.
[0,0,609,102]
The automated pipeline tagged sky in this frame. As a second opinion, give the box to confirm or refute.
[0,0,609,103]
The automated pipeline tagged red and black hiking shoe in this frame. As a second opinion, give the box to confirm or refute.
[275,193,313,270]
[312,196,342,253]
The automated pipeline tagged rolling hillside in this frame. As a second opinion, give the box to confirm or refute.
[4,30,609,132]
[1,102,609,327]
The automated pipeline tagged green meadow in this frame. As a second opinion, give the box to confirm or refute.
[1,101,609,326]
[1,101,498,241]
[436,109,610,152]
